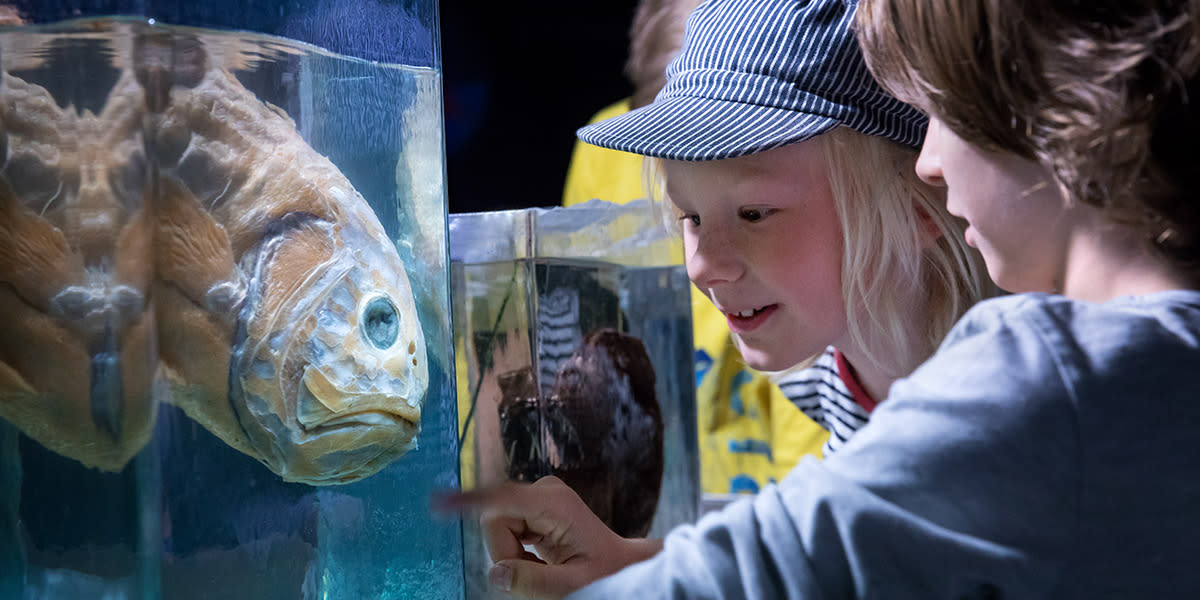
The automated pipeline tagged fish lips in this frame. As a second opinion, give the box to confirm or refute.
[297,365,422,433]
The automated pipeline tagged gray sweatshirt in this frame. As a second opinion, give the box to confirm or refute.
[573,291,1200,599]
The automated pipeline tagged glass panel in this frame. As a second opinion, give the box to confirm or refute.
[0,2,458,598]
[451,200,698,600]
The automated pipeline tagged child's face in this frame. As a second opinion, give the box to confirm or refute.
[915,116,1073,293]
[665,141,848,371]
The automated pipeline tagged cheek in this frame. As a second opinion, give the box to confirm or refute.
[784,254,843,308]
[803,236,845,304]
[765,229,843,301]
[682,232,702,282]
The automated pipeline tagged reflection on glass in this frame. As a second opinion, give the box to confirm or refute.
[452,202,699,599]
[1,14,458,600]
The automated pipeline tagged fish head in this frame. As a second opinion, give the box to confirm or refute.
[235,215,428,485]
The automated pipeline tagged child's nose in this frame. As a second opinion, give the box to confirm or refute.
[915,119,946,187]
[686,228,744,288]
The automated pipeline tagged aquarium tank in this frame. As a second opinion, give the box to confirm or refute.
[450,199,699,599]
[0,1,460,598]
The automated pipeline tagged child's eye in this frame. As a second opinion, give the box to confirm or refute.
[739,208,767,222]
[677,213,701,227]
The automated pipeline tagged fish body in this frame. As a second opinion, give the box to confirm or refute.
[144,39,428,485]
[0,27,429,484]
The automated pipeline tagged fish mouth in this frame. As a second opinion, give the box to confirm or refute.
[297,368,422,433]
[303,407,418,432]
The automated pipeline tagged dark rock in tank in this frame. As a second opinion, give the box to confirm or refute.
[497,328,664,537]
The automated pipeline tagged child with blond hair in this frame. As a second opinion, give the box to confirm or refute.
[560,0,835,497]
[439,0,1001,596]
[443,0,1200,597]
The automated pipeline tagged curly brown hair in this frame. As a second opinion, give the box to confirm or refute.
[856,0,1200,272]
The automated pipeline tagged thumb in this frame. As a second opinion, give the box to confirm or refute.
[490,559,593,600]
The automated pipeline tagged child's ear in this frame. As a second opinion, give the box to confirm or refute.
[916,204,945,250]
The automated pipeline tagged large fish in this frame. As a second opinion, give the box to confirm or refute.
[0,27,429,484]
[139,33,429,485]
[0,66,157,472]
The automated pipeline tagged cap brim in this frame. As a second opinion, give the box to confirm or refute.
[577,95,840,161]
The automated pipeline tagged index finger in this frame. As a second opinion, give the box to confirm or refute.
[436,477,583,543]
[434,478,578,565]
[434,476,568,519]
[432,479,537,515]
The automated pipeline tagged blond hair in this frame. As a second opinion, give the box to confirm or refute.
[817,127,992,376]
[856,0,1200,273]
[648,129,993,376]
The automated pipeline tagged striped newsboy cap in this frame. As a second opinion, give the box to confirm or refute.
[577,0,926,160]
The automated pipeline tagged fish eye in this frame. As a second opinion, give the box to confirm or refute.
[360,296,400,350]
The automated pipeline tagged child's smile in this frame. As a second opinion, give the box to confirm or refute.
[714,301,779,334]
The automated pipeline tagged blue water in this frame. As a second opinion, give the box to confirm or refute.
[0,19,460,600]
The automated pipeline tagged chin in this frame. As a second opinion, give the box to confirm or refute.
[734,338,805,373]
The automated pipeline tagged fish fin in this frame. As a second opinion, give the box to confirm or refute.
[244,214,334,325]
[155,281,259,461]
[155,281,233,394]
[113,203,154,302]
[0,285,89,406]
[154,176,241,309]
[131,31,174,113]
[0,285,151,471]
[262,100,296,126]
[0,182,83,311]
[131,30,209,113]
[86,311,156,454]
[89,328,124,441]
[0,360,34,397]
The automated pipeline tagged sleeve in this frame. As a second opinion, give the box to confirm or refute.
[570,299,1082,600]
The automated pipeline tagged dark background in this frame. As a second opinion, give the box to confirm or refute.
[441,3,641,214]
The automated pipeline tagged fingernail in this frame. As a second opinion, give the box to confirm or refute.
[489,563,513,591]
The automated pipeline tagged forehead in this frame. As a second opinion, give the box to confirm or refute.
[663,140,830,204]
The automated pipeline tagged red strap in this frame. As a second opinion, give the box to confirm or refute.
[833,349,879,413]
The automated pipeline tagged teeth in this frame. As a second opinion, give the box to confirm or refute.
[737,309,756,318]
